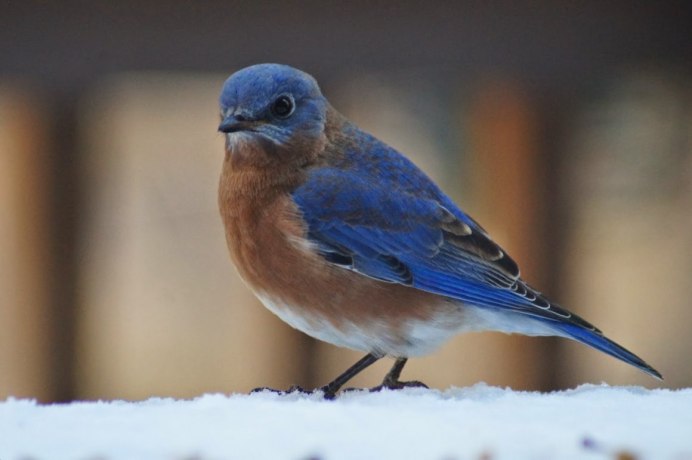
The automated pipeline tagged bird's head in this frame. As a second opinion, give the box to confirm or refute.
[218,63,328,166]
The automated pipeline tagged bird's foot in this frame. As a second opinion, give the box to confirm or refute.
[328,379,429,396]
[250,353,386,400]
[317,384,341,400]
[370,378,429,393]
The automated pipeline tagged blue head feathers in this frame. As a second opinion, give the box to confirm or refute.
[218,64,328,147]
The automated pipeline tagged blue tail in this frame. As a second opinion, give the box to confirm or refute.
[552,322,662,380]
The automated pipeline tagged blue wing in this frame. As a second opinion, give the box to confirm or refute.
[291,165,662,379]
[292,167,572,323]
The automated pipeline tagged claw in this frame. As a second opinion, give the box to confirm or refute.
[317,385,338,400]
[370,379,429,392]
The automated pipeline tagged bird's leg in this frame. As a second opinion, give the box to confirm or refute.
[250,352,381,399]
[319,352,381,399]
[370,358,428,392]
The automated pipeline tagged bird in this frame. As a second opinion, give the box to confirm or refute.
[217,63,661,399]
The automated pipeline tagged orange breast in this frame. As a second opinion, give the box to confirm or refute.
[218,156,465,356]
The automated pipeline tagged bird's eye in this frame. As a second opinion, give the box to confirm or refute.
[271,95,295,118]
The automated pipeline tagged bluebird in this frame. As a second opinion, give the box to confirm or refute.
[217,63,661,398]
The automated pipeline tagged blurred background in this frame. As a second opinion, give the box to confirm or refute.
[1,1,691,402]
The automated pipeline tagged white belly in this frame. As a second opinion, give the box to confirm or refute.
[254,291,563,357]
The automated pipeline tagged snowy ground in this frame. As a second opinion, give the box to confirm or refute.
[1,383,691,460]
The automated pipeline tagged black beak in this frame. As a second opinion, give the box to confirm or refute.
[218,115,249,133]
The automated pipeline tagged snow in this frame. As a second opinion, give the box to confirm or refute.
[1,384,691,460]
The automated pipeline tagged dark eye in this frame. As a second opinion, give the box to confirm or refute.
[271,95,295,118]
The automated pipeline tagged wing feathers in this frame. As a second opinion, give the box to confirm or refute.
[292,168,583,327]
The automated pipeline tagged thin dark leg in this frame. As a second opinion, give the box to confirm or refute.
[371,357,428,392]
[320,353,380,399]
[383,358,408,385]
[251,352,381,400]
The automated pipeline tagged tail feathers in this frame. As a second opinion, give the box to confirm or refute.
[553,322,662,380]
